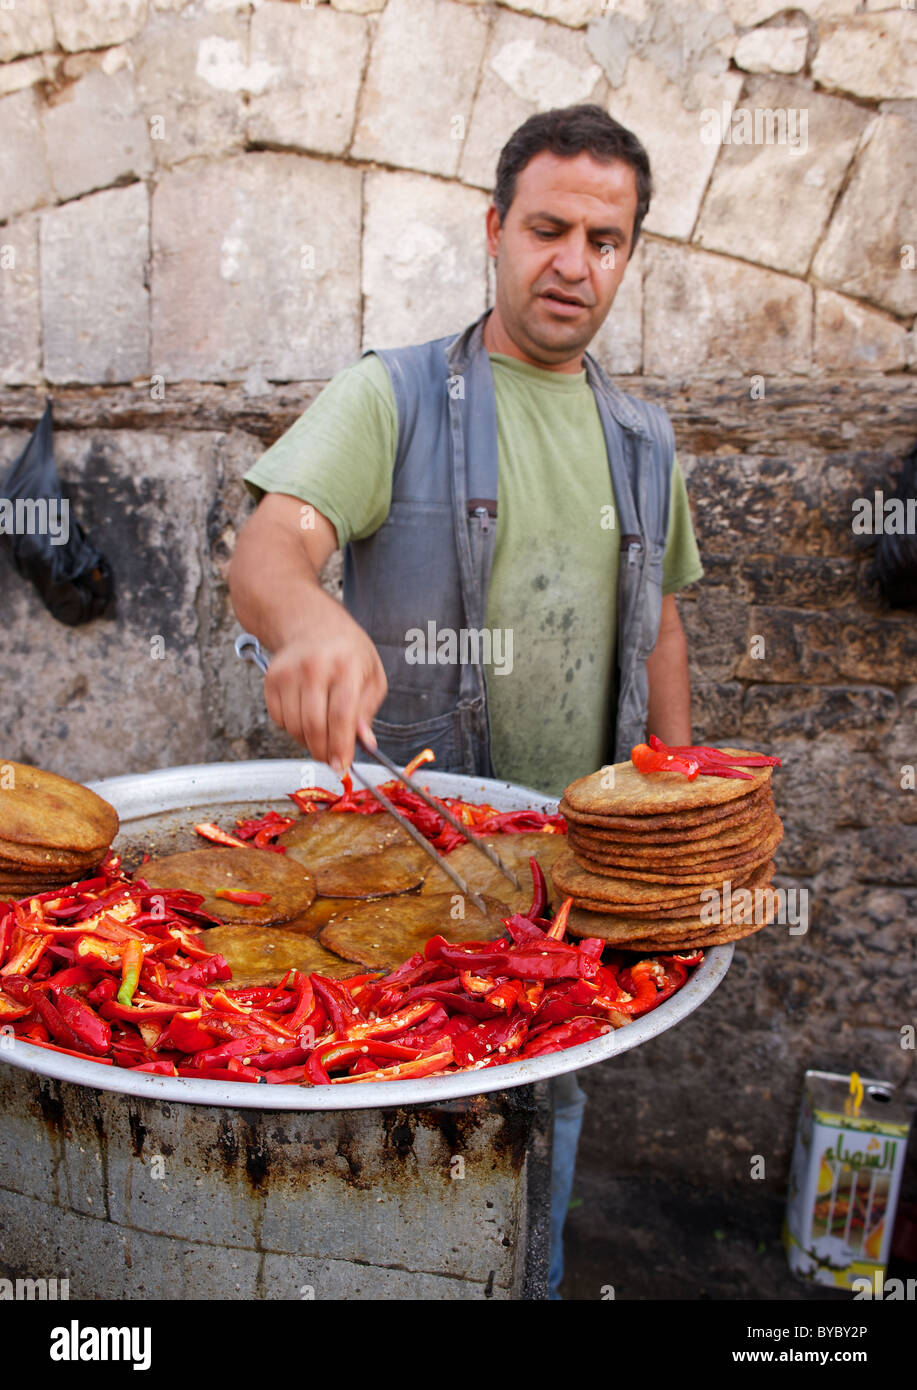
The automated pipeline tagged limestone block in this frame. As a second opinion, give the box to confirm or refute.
[499,0,607,26]
[734,24,807,73]
[248,2,368,156]
[589,237,642,374]
[50,0,148,51]
[812,12,917,101]
[587,2,735,107]
[0,88,54,224]
[694,79,868,277]
[0,0,54,62]
[40,183,150,384]
[330,0,386,10]
[815,291,910,373]
[460,8,604,191]
[726,0,858,24]
[0,216,41,385]
[812,116,917,319]
[362,169,489,348]
[0,54,55,95]
[643,242,812,378]
[352,0,488,177]
[606,59,743,240]
[152,153,361,380]
[132,8,252,166]
[43,66,153,201]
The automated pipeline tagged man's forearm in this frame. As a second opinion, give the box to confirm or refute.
[644,599,692,745]
[230,509,331,651]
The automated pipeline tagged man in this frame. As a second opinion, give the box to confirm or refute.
[230,104,704,1296]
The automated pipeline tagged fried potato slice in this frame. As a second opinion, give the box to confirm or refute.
[563,750,774,818]
[418,831,567,913]
[0,761,118,852]
[139,847,316,925]
[319,891,508,973]
[279,811,429,896]
[202,924,356,987]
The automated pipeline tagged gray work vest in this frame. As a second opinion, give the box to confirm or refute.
[342,310,675,779]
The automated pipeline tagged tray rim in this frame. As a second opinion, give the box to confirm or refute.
[0,758,733,1111]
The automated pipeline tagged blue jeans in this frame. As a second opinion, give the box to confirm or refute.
[548,1069,587,1299]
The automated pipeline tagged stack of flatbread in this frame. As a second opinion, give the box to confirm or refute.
[0,761,119,899]
[553,749,783,951]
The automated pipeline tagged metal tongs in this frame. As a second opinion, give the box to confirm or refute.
[234,633,522,917]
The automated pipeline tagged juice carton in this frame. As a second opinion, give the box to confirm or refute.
[783,1070,911,1291]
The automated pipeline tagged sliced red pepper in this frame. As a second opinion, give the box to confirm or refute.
[213,888,272,906]
[331,1043,454,1084]
[117,938,144,1008]
[631,743,700,779]
[0,990,32,1022]
[193,823,251,850]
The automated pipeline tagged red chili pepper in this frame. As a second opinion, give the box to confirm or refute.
[631,743,701,779]
[117,938,144,1007]
[312,974,364,1033]
[521,1016,608,1057]
[546,897,573,942]
[213,888,272,906]
[129,1060,178,1076]
[160,1014,219,1054]
[20,1037,115,1064]
[526,856,548,920]
[193,823,251,850]
[331,1043,454,1084]
[0,989,32,1022]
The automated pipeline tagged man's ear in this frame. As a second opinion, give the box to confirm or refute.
[485,204,502,259]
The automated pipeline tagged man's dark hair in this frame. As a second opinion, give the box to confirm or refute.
[493,104,653,252]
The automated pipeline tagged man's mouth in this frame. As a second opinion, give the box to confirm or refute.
[539,289,590,312]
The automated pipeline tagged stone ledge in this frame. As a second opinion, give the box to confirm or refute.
[2,374,914,452]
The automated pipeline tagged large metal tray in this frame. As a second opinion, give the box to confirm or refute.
[1,759,733,1110]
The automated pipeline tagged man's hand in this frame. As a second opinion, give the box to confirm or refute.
[229,493,388,770]
[645,593,692,745]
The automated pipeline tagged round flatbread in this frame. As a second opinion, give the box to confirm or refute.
[567,807,773,853]
[616,916,772,951]
[572,818,783,882]
[138,847,316,925]
[569,816,778,870]
[0,835,102,872]
[202,924,356,988]
[0,761,118,853]
[552,847,754,903]
[279,811,429,897]
[319,891,508,973]
[560,782,770,832]
[279,897,363,937]
[563,750,774,818]
[566,861,777,943]
[419,831,566,914]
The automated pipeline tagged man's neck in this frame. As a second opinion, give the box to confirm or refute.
[482,309,586,375]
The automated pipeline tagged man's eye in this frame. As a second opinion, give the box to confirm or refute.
[533,228,558,239]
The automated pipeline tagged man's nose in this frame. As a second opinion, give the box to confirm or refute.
[551,232,589,282]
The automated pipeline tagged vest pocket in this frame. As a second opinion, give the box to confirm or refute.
[371,706,468,774]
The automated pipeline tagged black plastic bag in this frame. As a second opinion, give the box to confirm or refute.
[0,400,113,626]
[868,442,917,612]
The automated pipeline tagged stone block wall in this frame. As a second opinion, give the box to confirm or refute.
[1,0,915,1299]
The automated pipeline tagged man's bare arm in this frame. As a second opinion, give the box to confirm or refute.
[644,594,692,745]
[229,493,387,770]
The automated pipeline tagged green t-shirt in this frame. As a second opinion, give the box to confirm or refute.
[244,352,704,797]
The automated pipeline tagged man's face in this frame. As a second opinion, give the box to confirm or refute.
[486,150,638,369]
